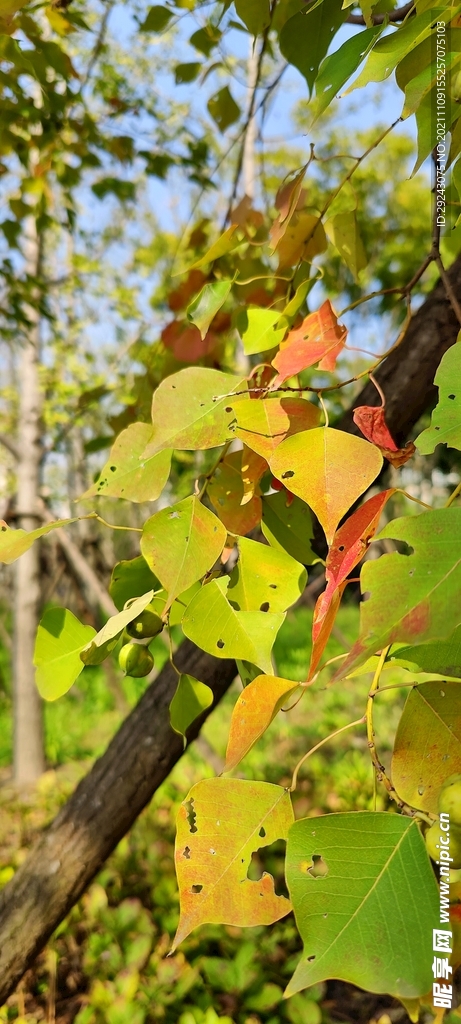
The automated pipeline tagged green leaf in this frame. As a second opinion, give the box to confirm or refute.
[269,428,383,544]
[141,496,227,609]
[279,0,347,96]
[207,86,240,132]
[236,307,286,356]
[174,62,201,84]
[415,343,461,454]
[324,211,367,282]
[92,178,136,202]
[169,673,214,740]
[228,537,306,612]
[285,813,439,998]
[186,279,232,339]
[182,577,284,673]
[261,491,317,565]
[109,556,160,612]
[140,5,174,31]
[190,25,221,56]
[235,0,270,35]
[346,9,447,93]
[144,368,246,456]
[172,778,293,949]
[80,591,155,666]
[310,25,382,123]
[392,680,461,814]
[82,423,172,503]
[337,508,461,678]
[390,624,461,678]
[34,608,96,700]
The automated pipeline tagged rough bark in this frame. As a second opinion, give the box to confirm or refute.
[339,254,461,443]
[1,256,461,999]
[0,642,236,1003]
[13,216,45,783]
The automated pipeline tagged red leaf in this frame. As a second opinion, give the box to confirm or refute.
[308,489,396,680]
[162,320,218,362]
[353,406,416,467]
[270,300,347,388]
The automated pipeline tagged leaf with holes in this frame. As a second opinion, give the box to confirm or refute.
[80,591,155,666]
[0,517,79,565]
[392,681,461,814]
[144,368,246,456]
[172,778,293,948]
[285,813,438,998]
[227,537,306,613]
[262,491,317,565]
[186,279,232,340]
[335,508,461,679]
[82,423,172,502]
[182,577,284,673]
[141,496,227,610]
[227,396,321,460]
[271,301,347,388]
[241,447,267,506]
[34,608,96,700]
[224,675,300,772]
[416,343,461,454]
[170,674,214,741]
[308,490,395,679]
[270,428,382,544]
[208,450,262,535]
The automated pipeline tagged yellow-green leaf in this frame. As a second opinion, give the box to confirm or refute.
[82,423,172,503]
[172,778,293,948]
[34,608,96,700]
[224,674,300,772]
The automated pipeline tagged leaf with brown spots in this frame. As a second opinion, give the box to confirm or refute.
[172,778,293,948]
[227,395,321,460]
[208,450,262,535]
[271,301,346,388]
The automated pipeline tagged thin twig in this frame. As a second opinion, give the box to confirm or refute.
[289,716,366,792]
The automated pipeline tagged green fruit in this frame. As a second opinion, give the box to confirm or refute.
[425,820,461,869]
[439,775,461,827]
[126,604,164,640]
[118,642,154,678]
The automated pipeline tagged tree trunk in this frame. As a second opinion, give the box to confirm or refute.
[13,215,45,784]
[1,255,461,999]
[0,642,236,1004]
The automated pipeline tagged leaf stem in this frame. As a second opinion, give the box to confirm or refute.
[92,514,142,533]
[445,480,461,508]
[289,716,366,792]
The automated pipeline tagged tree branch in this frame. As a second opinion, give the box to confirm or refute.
[346,2,414,25]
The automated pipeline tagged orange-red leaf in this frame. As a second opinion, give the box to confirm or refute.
[271,300,347,388]
[269,427,383,544]
[308,489,395,679]
[228,395,321,460]
[162,319,219,362]
[353,405,416,468]
[225,674,300,772]
[172,778,293,948]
